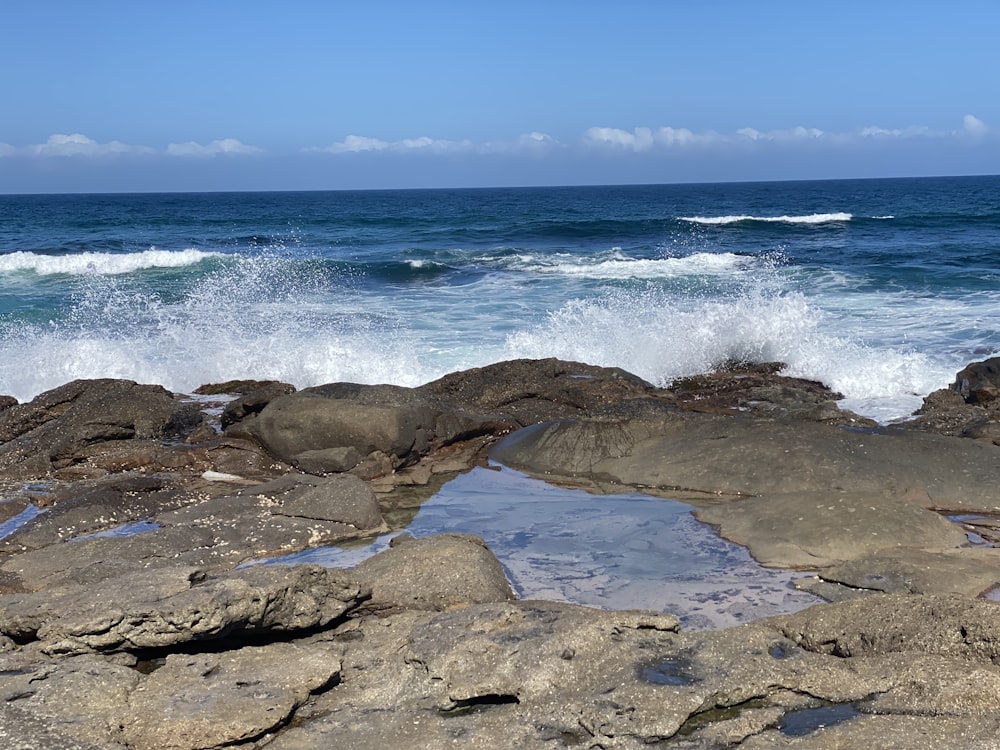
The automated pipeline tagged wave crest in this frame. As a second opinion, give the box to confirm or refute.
[680,213,852,225]
[518,252,752,279]
[0,248,221,276]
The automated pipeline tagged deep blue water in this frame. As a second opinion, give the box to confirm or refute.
[1,176,999,420]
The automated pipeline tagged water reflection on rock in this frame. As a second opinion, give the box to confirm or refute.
[273,466,821,629]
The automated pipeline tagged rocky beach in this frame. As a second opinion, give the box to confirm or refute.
[2,356,1000,749]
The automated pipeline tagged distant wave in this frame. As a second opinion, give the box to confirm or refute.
[680,212,852,225]
[518,252,751,279]
[0,248,221,276]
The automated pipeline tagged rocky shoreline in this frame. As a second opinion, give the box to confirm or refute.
[2,357,1000,748]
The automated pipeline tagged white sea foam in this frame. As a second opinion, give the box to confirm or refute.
[406,259,439,269]
[680,213,852,225]
[503,286,950,422]
[0,248,220,275]
[519,252,751,279]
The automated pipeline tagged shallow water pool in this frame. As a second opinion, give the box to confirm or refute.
[269,465,822,629]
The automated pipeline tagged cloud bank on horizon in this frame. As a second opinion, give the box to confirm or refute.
[2,114,995,193]
[2,114,990,160]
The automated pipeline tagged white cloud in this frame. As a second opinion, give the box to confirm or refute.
[476,132,562,155]
[790,126,824,139]
[4,115,991,170]
[860,126,904,138]
[166,138,262,157]
[319,135,391,153]
[733,126,826,143]
[583,127,655,151]
[586,124,831,150]
[859,125,934,138]
[655,126,701,146]
[513,131,561,153]
[311,134,477,155]
[581,117,991,153]
[963,114,988,136]
[23,133,154,157]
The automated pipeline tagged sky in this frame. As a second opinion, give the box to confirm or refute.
[2,1,999,193]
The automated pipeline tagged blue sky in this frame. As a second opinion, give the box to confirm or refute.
[2,1,998,193]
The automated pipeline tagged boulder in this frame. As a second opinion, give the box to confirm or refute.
[0,379,203,479]
[218,381,296,428]
[268,593,1000,750]
[0,473,187,555]
[0,655,138,748]
[951,356,1000,404]
[242,359,680,480]
[350,533,515,615]
[804,547,1000,597]
[664,361,873,425]
[907,386,988,435]
[193,379,295,397]
[248,384,444,475]
[417,357,658,425]
[776,593,1000,660]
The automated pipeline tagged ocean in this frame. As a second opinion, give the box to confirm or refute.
[1,175,999,423]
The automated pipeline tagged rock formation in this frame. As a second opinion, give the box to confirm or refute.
[0,357,998,747]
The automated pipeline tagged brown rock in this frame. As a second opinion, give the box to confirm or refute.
[122,642,339,750]
[694,492,968,569]
[219,381,297,428]
[0,379,203,479]
[952,356,1000,404]
[351,533,515,616]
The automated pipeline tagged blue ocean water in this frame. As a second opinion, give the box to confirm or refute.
[1,176,998,421]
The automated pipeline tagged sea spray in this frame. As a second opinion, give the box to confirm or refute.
[0,253,431,401]
[504,282,943,422]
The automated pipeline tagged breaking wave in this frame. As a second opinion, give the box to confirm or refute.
[680,213,852,225]
[0,248,221,276]
[515,251,753,279]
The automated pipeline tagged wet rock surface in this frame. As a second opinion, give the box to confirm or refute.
[0,358,999,747]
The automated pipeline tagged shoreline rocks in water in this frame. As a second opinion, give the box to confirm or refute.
[1,357,1000,748]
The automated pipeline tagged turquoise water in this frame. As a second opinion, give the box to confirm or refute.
[2,176,999,420]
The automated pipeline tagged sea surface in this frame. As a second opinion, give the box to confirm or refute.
[2,175,999,422]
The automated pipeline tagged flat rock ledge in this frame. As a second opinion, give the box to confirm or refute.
[0,357,999,747]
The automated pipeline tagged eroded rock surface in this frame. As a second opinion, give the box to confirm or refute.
[0,564,365,656]
[0,473,387,592]
[1,359,1000,748]
[350,532,515,616]
[694,492,969,568]
[0,380,203,479]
